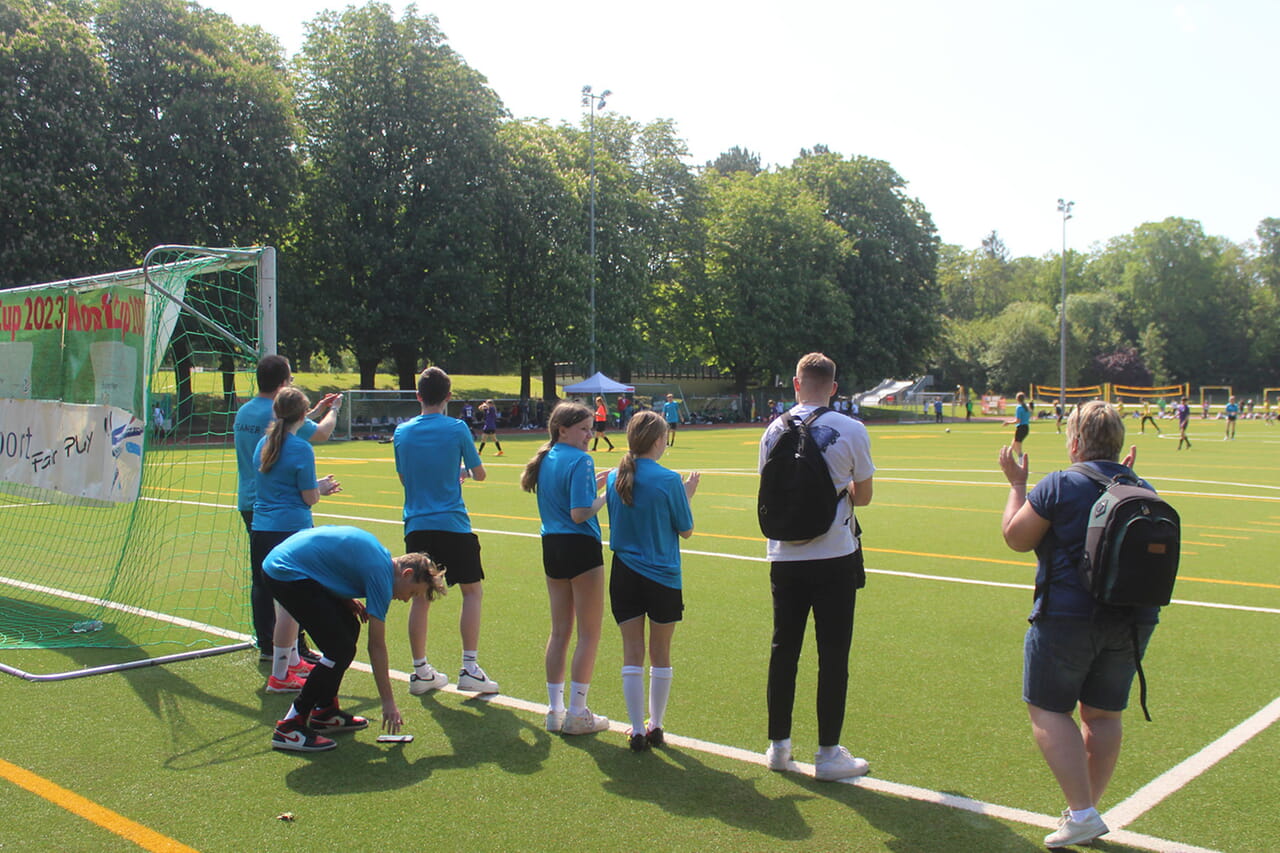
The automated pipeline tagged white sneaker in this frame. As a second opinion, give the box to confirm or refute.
[561,708,609,735]
[545,709,566,732]
[765,742,791,771]
[457,667,499,694]
[1044,810,1108,848]
[813,746,869,781]
[408,666,448,695]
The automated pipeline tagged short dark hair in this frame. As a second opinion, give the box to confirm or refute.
[257,355,291,394]
[417,367,451,406]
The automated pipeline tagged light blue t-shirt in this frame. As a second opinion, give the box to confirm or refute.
[394,413,483,534]
[251,432,317,532]
[233,395,318,511]
[1225,402,1239,417]
[537,443,601,540]
[606,457,693,589]
[1015,403,1031,427]
[663,400,680,424]
[263,526,394,621]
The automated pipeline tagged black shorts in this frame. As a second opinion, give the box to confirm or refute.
[1014,424,1029,442]
[542,534,604,580]
[666,420,679,431]
[610,554,683,624]
[594,420,608,432]
[404,530,483,586]
[251,529,300,576]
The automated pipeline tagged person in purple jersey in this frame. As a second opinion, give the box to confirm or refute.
[477,399,504,456]
[1175,396,1192,450]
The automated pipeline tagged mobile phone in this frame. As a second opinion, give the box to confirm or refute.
[376,734,414,743]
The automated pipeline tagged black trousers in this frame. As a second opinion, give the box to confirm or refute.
[264,575,360,719]
[767,552,862,746]
[242,511,276,652]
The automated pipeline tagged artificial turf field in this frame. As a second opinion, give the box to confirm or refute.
[1,414,1277,852]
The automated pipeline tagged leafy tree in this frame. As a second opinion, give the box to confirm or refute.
[0,0,131,285]
[706,145,762,176]
[95,0,300,251]
[1254,217,1280,291]
[293,2,503,388]
[1085,346,1152,386]
[982,301,1058,392]
[677,170,850,393]
[791,150,939,388]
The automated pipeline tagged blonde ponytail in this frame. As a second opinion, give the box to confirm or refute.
[259,387,309,474]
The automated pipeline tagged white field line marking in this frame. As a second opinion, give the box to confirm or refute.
[0,514,1234,851]
[1104,694,1280,830]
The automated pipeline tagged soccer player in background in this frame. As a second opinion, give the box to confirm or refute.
[606,411,699,751]
[1139,400,1161,435]
[1176,397,1192,450]
[394,367,499,695]
[234,354,341,660]
[591,395,615,452]
[1008,391,1031,459]
[521,402,611,736]
[1224,395,1239,440]
[662,393,681,446]
[477,399,504,456]
[265,526,444,752]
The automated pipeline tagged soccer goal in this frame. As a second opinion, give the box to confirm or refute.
[0,246,275,680]
[1198,385,1232,414]
[1030,384,1103,409]
[1109,383,1189,405]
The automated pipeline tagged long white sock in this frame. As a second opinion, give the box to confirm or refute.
[568,681,590,715]
[272,645,292,680]
[648,666,673,729]
[288,647,301,667]
[547,682,565,713]
[621,665,645,733]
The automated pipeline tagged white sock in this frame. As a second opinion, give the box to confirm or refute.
[288,647,301,668]
[547,682,565,713]
[648,666,672,729]
[817,744,842,759]
[413,657,432,677]
[1069,807,1099,823]
[621,665,645,733]
[272,646,292,680]
[462,650,480,676]
[283,704,301,722]
[771,737,792,753]
[568,681,590,715]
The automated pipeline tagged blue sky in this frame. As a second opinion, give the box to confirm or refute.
[201,0,1277,259]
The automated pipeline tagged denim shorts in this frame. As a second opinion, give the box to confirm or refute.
[1023,618,1155,713]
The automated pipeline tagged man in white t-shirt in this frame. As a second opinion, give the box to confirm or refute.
[758,352,875,782]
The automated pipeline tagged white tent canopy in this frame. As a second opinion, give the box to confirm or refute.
[562,372,634,395]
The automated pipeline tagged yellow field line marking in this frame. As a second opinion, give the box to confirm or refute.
[0,757,199,853]
[1181,540,1225,548]
[1201,534,1250,540]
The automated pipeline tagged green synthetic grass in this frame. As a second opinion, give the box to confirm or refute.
[1,416,1276,852]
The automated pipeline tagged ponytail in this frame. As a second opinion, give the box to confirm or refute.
[259,387,309,474]
[521,401,594,492]
[614,410,666,506]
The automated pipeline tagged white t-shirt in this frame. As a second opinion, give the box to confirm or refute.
[758,405,875,562]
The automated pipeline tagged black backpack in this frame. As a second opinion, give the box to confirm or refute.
[758,407,842,541]
[1070,463,1181,608]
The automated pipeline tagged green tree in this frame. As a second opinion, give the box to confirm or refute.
[0,0,131,285]
[791,150,939,388]
[293,2,503,388]
[677,170,850,393]
[982,301,1058,393]
[706,145,762,176]
[95,0,300,251]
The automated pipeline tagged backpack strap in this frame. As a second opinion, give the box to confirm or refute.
[796,406,829,427]
[1133,623,1152,722]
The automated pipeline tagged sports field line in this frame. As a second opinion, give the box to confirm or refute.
[0,757,199,853]
[0,522,1231,853]
[1103,693,1280,830]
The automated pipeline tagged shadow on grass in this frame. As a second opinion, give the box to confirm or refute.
[562,737,814,841]
[282,694,551,795]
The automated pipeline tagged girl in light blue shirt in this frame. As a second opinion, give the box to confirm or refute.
[606,410,699,751]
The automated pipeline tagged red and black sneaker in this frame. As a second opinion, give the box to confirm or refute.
[272,718,336,752]
[309,703,369,734]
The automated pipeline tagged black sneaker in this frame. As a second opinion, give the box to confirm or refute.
[629,732,650,752]
[309,703,369,733]
[297,647,322,665]
[645,726,665,748]
[272,719,336,752]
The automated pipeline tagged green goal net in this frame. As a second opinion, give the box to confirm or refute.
[0,246,275,677]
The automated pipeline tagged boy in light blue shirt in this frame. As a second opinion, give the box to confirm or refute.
[393,367,497,695]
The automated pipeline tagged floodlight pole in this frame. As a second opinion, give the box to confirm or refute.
[1057,199,1074,415]
[582,85,610,377]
